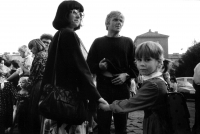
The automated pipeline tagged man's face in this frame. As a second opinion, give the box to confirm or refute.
[107,15,124,33]
[41,39,51,50]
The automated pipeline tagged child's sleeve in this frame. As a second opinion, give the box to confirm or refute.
[110,81,159,113]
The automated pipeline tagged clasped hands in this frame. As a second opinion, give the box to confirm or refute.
[99,58,128,85]
[98,98,111,111]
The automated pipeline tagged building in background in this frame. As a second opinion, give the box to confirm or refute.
[134,29,169,58]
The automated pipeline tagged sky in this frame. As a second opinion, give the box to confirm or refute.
[0,0,200,54]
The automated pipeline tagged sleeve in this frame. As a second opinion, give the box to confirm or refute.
[127,40,139,79]
[86,39,101,75]
[24,56,33,71]
[60,30,101,101]
[110,81,159,113]
[28,55,46,87]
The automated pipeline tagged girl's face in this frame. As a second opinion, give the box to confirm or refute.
[136,57,160,76]
[18,79,27,88]
[68,9,83,30]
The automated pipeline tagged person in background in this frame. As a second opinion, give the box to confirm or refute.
[192,63,200,134]
[11,77,29,134]
[40,33,53,52]
[87,11,139,134]
[161,59,172,91]
[0,57,10,78]
[41,1,108,133]
[9,60,20,89]
[0,67,28,134]
[7,45,33,81]
[170,76,177,92]
[26,39,48,134]
[100,41,172,134]
[1,53,12,68]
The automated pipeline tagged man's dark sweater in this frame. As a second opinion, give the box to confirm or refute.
[87,36,138,79]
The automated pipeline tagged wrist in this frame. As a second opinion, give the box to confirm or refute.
[125,73,130,79]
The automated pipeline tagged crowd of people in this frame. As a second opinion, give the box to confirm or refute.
[0,0,198,134]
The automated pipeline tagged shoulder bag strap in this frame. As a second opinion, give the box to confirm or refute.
[52,31,61,86]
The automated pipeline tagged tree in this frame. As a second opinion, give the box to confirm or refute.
[175,42,200,77]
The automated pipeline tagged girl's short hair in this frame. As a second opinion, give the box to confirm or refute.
[135,41,164,61]
[105,11,125,30]
[53,0,84,31]
[18,45,31,55]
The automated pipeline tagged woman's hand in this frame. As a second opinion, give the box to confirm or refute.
[98,97,108,105]
[99,103,111,111]
[98,98,111,111]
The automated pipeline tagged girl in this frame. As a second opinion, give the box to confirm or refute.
[101,41,172,134]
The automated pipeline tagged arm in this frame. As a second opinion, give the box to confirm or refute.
[7,71,19,81]
[109,81,160,113]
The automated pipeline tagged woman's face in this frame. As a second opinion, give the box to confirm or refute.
[67,9,83,30]
[30,45,38,55]
[19,51,26,58]
[0,60,4,68]
[136,57,160,76]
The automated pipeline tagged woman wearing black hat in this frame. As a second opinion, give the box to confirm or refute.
[41,0,108,133]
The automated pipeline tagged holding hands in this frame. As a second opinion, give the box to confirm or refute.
[98,98,111,111]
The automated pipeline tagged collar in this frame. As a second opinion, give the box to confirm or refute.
[142,72,162,81]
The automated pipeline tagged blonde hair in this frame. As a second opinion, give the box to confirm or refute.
[19,76,29,84]
[18,45,31,55]
[105,11,124,30]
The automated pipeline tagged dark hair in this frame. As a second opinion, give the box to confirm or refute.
[53,0,84,30]
[10,60,19,68]
[162,59,171,73]
[40,34,53,41]
[170,76,177,83]
[0,57,5,63]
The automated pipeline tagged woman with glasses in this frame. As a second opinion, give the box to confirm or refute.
[40,1,108,133]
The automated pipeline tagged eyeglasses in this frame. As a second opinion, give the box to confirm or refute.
[70,9,84,18]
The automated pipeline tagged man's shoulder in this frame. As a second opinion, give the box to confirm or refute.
[120,36,133,41]
[94,36,107,41]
